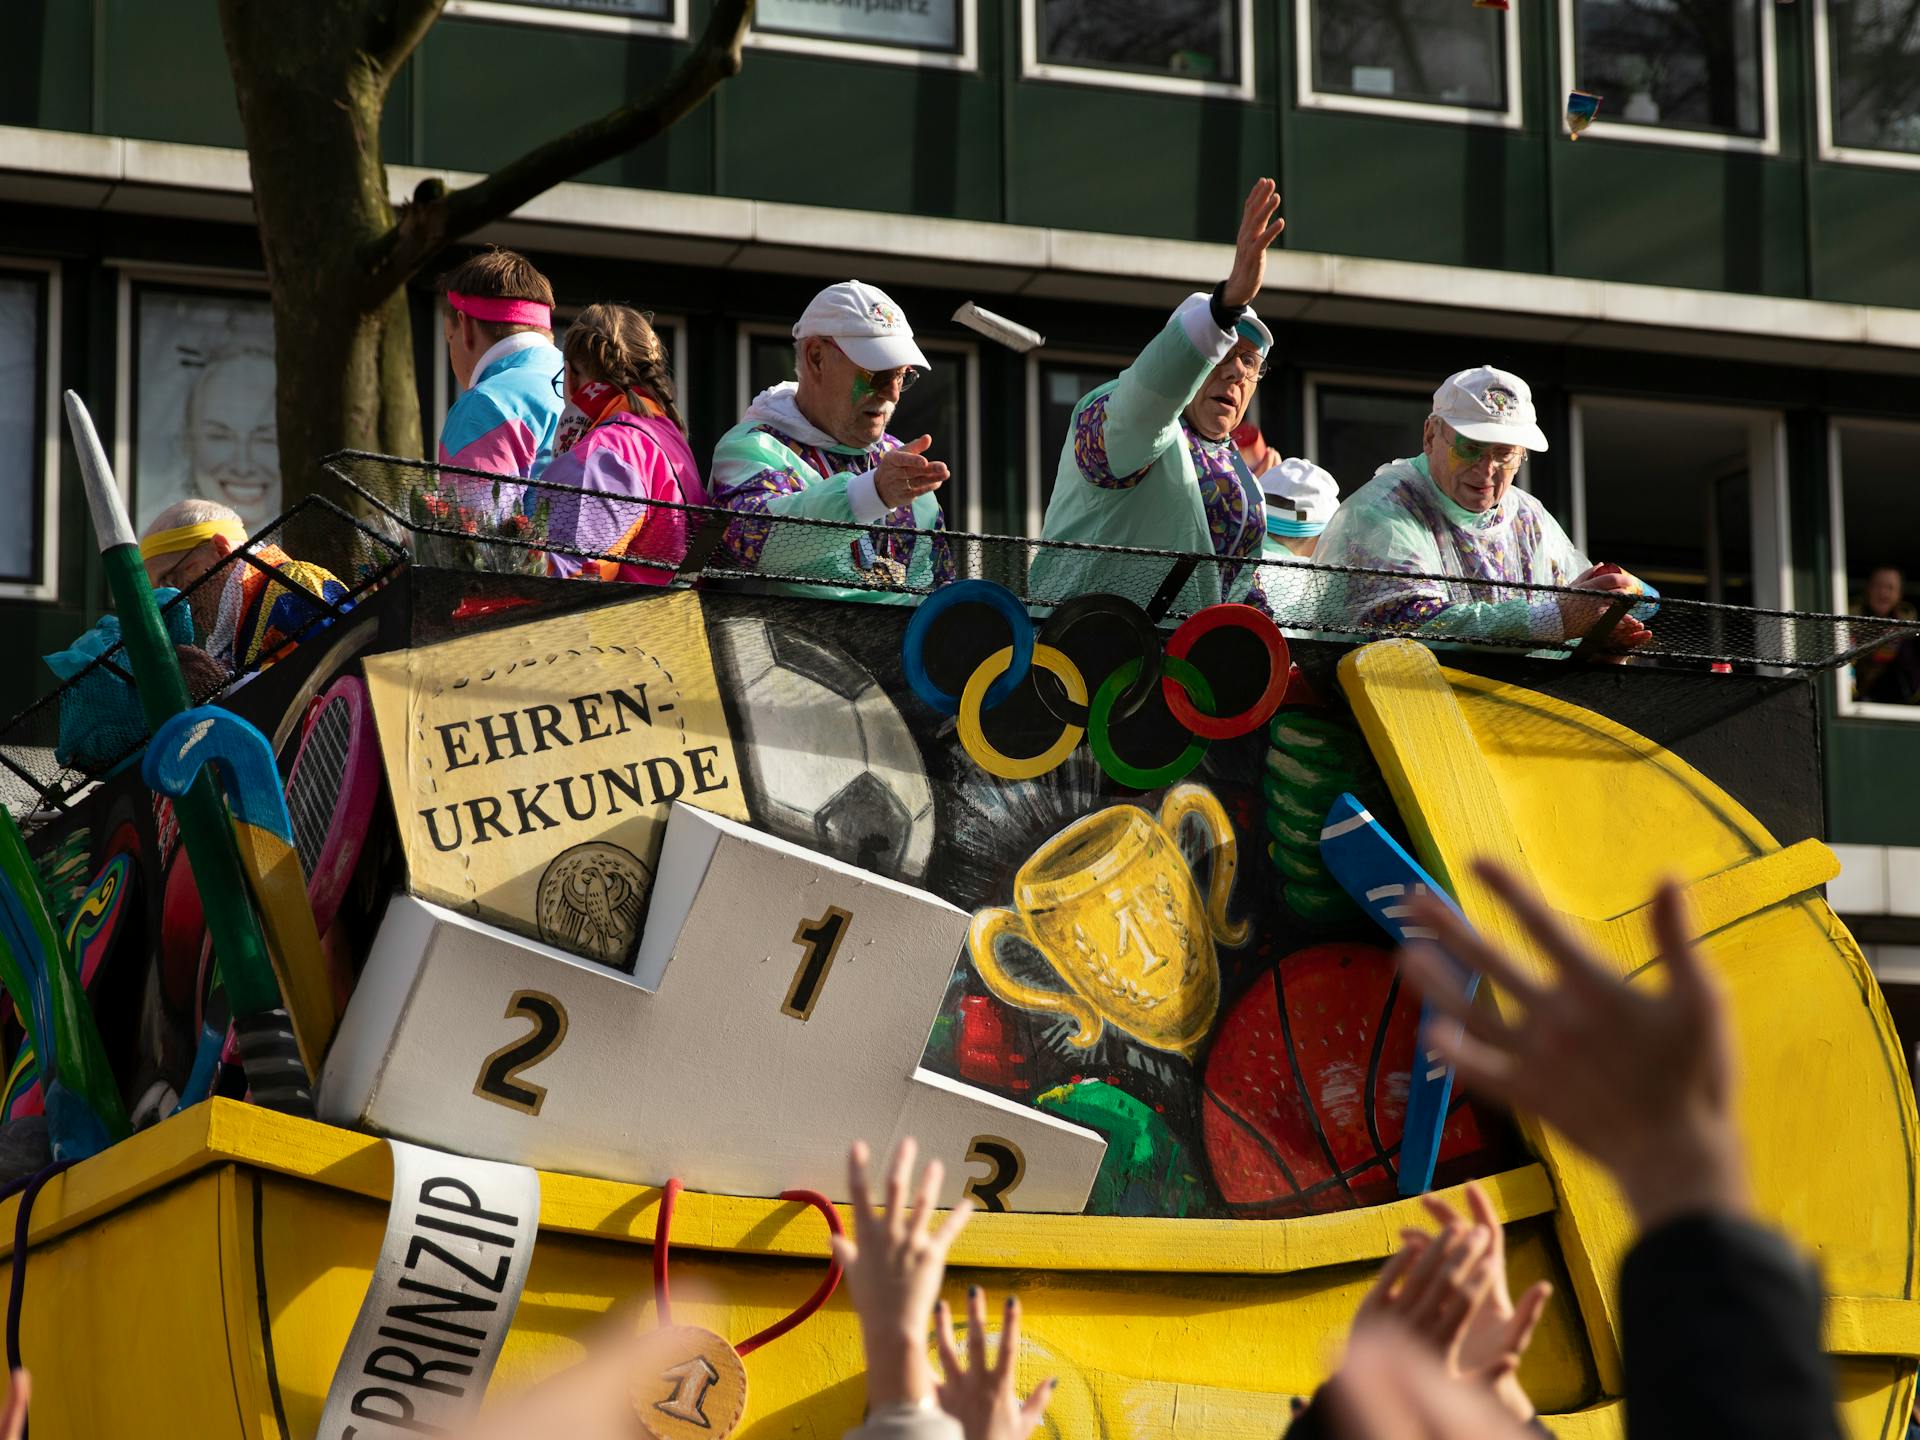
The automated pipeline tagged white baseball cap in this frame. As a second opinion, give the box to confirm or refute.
[1431,365,1550,452]
[793,280,930,373]
[1260,456,1340,536]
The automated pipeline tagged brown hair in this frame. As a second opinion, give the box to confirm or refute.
[563,303,686,436]
[438,247,556,342]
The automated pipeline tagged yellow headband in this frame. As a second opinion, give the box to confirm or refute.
[138,518,248,563]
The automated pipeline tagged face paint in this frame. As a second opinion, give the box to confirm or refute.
[851,370,875,406]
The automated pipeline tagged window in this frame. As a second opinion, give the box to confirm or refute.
[1025,354,1131,533]
[1306,378,1436,502]
[1571,397,1787,609]
[1817,0,1920,166]
[441,0,683,37]
[125,280,280,538]
[1829,419,1920,715]
[740,326,981,531]
[1564,0,1776,149]
[1023,0,1254,98]
[750,0,976,69]
[1298,0,1519,124]
[0,264,58,601]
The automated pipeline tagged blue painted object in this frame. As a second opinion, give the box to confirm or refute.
[1318,792,1477,1198]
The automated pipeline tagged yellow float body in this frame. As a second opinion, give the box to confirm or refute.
[1,641,1912,1439]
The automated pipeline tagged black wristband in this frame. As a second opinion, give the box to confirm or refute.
[1209,280,1247,336]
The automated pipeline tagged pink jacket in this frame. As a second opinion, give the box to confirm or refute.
[542,412,709,585]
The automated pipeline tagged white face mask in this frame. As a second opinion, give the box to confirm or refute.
[553,403,591,458]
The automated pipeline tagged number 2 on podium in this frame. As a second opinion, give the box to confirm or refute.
[783,906,852,1021]
[473,990,569,1116]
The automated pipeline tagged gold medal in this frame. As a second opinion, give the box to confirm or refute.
[635,1325,749,1440]
[634,1179,843,1440]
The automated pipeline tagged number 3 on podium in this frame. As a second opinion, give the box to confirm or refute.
[473,990,569,1116]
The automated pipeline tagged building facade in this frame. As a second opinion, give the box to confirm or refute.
[1,0,1917,995]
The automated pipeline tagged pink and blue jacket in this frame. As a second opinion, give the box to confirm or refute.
[438,335,565,511]
[544,410,709,585]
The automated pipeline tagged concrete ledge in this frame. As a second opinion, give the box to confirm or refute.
[5,124,1918,372]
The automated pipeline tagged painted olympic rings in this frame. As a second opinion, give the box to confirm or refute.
[1033,593,1162,728]
[902,579,1033,716]
[902,580,1293,789]
[1089,657,1214,789]
[1162,604,1289,739]
[958,645,1086,780]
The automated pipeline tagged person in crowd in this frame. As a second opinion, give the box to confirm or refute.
[709,280,952,601]
[1382,858,1844,1440]
[831,1137,1050,1440]
[1260,456,1339,563]
[542,304,708,584]
[1285,1179,1551,1436]
[1033,179,1286,613]
[1851,563,1920,704]
[437,248,566,501]
[1313,368,1651,651]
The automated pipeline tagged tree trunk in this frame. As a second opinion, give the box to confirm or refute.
[216,1,425,535]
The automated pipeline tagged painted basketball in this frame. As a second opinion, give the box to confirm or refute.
[1200,941,1490,1216]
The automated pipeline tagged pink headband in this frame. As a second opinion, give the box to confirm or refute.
[447,291,553,327]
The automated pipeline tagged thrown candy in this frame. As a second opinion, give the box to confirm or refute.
[1567,90,1602,139]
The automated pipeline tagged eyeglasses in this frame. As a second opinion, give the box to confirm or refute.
[1448,432,1526,471]
[551,371,568,398]
[831,340,922,394]
[1219,349,1269,383]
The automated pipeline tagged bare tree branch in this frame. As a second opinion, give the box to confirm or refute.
[366,0,753,298]
[363,0,447,79]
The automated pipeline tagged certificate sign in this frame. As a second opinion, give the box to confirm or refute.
[757,0,960,52]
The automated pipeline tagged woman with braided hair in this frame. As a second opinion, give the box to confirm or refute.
[543,303,709,584]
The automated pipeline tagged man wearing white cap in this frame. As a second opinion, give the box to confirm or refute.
[710,280,952,602]
[1258,456,1339,561]
[1033,180,1288,613]
[1314,365,1650,649]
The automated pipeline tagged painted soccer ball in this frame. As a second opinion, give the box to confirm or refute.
[712,616,935,884]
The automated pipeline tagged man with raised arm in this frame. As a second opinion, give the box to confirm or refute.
[1313,367,1651,650]
[1033,179,1285,613]
[709,280,953,603]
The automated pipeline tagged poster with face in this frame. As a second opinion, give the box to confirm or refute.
[755,0,959,50]
[132,286,281,535]
[0,275,40,585]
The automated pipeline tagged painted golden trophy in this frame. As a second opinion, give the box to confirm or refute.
[967,783,1247,1056]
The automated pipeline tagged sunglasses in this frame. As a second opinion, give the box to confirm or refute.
[1448,432,1526,470]
[831,340,922,394]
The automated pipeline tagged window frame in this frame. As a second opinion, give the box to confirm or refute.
[440,0,687,40]
[432,305,688,447]
[1557,0,1781,154]
[1022,347,1132,539]
[1302,370,1436,479]
[734,322,984,534]
[112,262,275,542]
[1566,393,1792,612]
[1293,0,1523,129]
[0,259,62,603]
[1812,0,1920,172]
[1828,415,1920,722]
[1019,0,1257,100]
[746,0,979,72]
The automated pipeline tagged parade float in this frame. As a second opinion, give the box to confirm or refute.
[1,425,1917,1440]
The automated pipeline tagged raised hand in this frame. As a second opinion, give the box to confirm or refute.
[831,1138,976,1409]
[1398,860,1749,1231]
[1,1370,27,1440]
[874,435,949,511]
[1222,178,1287,309]
[1333,1321,1538,1440]
[1419,1183,1552,1421]
[934,1289,1056,1440]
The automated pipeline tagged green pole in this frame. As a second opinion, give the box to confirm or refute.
[62,393,303,1101]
